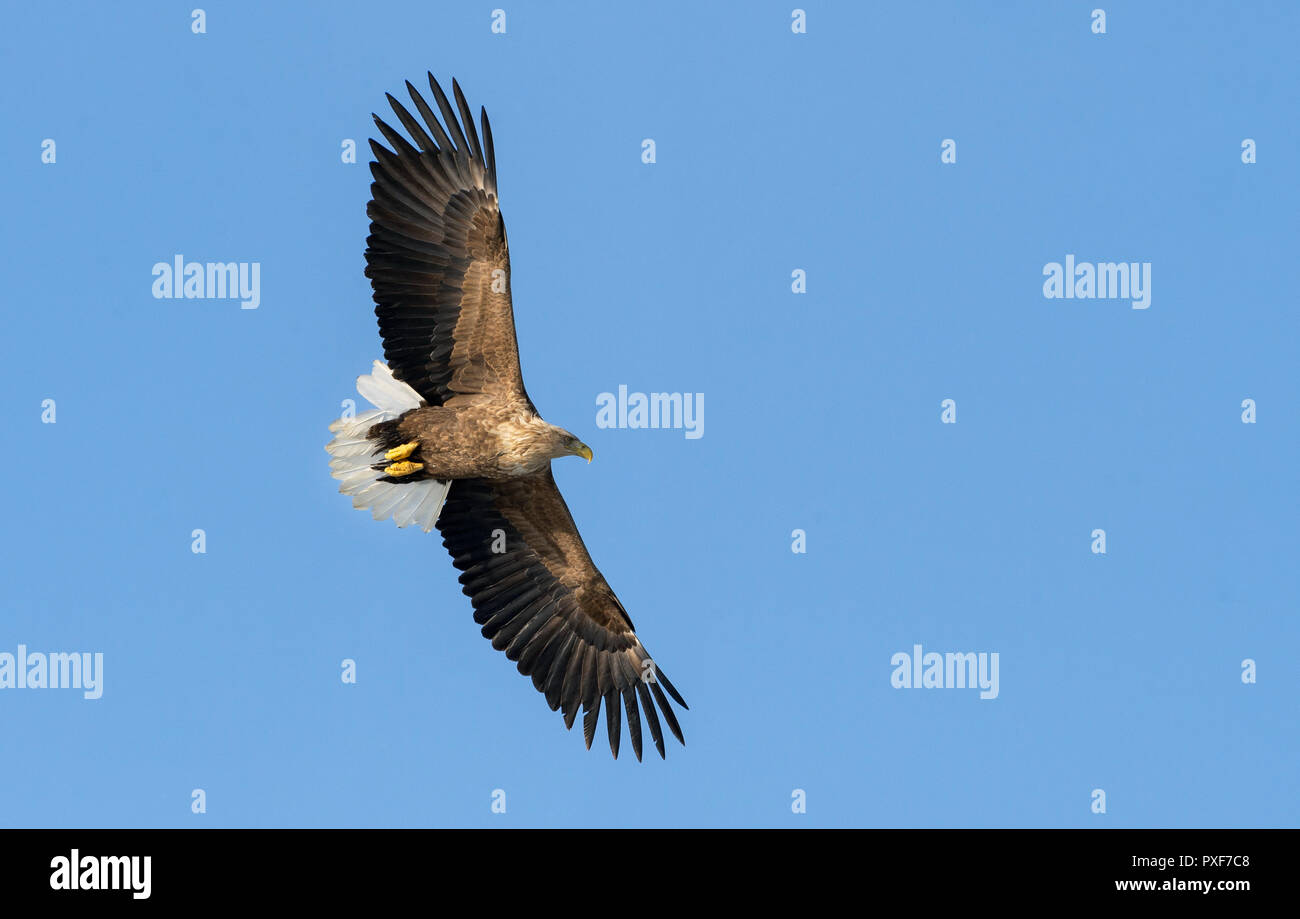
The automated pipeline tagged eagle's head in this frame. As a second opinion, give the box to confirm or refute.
[552,427,593,463]
[505,415,593,468]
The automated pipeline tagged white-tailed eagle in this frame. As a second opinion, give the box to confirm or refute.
[326,75,686,760]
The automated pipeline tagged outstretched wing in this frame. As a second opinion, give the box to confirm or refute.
[364,74,528,407]
[437,470,688,760]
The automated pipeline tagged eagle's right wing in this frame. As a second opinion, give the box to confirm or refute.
[364,74,529,408]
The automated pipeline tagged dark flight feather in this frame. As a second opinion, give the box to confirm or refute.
[436,471,687,758]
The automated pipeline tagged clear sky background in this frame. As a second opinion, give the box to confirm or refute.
[1,2,1296,828]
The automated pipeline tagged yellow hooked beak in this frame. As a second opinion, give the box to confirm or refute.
[574,443,593,463]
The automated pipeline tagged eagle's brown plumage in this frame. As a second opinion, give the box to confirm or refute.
[336,74,687,760]
[365,80,526,409]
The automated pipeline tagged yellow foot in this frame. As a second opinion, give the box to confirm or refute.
[383,461,424,477]
[385,441,419,462]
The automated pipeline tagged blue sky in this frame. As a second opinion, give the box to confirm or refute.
[1,1,1296,827]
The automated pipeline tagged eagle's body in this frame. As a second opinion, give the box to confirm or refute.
[325,75,686,760]
[368,401,567,479]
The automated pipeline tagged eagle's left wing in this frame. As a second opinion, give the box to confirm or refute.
[436,469,687,759]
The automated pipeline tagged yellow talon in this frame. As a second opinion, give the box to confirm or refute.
[384,461,424,477]
[385,441,419,462]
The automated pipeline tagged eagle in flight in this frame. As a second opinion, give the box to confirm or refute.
[326,75,687,760]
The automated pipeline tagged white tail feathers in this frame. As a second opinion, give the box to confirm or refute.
[326,361,449,533]
[355,360,423,415]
